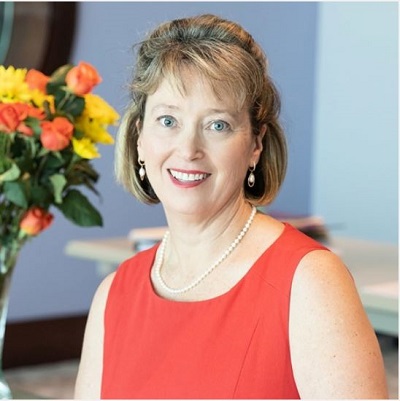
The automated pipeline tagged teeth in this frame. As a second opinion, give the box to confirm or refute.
[170,170,208,182]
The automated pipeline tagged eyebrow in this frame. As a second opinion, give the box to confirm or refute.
[150,104,234,115]
[208,108,234,115]
[150,104,180,113]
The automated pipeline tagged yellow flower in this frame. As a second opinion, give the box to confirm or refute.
[0,66,32,103]
[30,90,55,112]
[82,93,119,124]
[75,117,115,144]
[72,137,100,159]
[75,93,118,146]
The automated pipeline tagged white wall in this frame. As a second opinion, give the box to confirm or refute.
[312,2,398,243]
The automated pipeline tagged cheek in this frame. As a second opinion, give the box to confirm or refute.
[218,151,249,182]
[139,136,170,176]
[139,132,162,158]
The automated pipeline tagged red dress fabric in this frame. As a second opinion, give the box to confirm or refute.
[101,224,328,399]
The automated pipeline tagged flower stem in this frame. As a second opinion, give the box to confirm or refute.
[0,241,20,275]
[0,135,11,172]
[56,91,72,112]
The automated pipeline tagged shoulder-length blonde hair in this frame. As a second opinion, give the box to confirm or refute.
[115,14,287,206]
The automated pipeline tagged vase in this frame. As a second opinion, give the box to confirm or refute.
[0,244,20,399]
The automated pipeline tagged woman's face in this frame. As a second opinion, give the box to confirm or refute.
[138,70,263,218]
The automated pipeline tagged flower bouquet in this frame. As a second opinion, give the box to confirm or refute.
[0,61,118,398]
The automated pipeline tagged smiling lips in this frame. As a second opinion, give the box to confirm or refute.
[168,169,210,185]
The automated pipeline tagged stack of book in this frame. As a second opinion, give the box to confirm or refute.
[269,213,330,243]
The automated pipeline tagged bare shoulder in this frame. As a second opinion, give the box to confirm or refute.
[74,272,116,399]
[293,249,354,294]
[289,249,388,399]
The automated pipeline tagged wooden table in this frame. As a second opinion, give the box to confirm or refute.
[65,236,398,336]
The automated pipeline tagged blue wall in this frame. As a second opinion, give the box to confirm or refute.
[8,2,318,321]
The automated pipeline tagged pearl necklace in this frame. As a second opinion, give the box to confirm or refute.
[155,206,257,295]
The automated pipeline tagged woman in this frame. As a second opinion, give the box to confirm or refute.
[75,14,388,399]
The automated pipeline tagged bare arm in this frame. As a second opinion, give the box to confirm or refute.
[74,272,115,399]
[289,250,388,399]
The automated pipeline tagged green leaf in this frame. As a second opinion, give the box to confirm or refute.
[46,64,73,94]
[74,129,84,140]
[9,134,27,158]
[0,156,12,175]
[65,97,85,117]
[24,117,42,137]
[43,153,65,169]
[55,91,85,117]
[30,184,51,206]
[52,64,73,77]
[3,181,28,208]
[57,189,103,227]
[0,134,11,161]
[76,160,99,180]
[53,88,69,108]
[65,158,99,188]
[49,174,67,204]
[38,147,50,157]
[0,163,21,182]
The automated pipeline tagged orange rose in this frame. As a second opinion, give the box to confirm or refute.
[26,69,50,92]
[11,103,45,121]
[25,104,46,120]
[16,123,33,137]
[15,103,46,136]
[12,103,29,120]
[0,103,20,132]
[65,62,102,95]
[40,117,74,151]
[0,103,35,135]
[19,207,54,236]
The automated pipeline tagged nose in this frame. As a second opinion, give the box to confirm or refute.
[177,125,204,161]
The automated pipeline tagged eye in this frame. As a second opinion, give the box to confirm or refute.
[158,115,176,128]
[210,120,231,132]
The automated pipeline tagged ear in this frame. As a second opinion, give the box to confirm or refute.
[251,124,266,165]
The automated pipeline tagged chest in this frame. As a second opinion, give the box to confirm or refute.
[102,276,299,399]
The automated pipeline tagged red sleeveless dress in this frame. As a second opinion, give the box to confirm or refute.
[101,224,328,399]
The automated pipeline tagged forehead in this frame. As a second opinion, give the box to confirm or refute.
[146,68,246,113]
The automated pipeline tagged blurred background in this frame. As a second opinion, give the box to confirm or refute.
[5,0,397,325]
[0,1,397,397]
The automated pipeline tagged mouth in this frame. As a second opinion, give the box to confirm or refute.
[168,169,210,183]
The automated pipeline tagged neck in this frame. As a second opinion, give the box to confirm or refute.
[164,199,254,242]
[155,202,257,294]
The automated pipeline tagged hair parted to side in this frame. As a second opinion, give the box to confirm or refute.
[115,13,287,206]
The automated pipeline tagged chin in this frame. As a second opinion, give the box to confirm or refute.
[162,199,211,217]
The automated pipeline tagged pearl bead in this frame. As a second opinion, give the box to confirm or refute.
[155,205,257,295]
